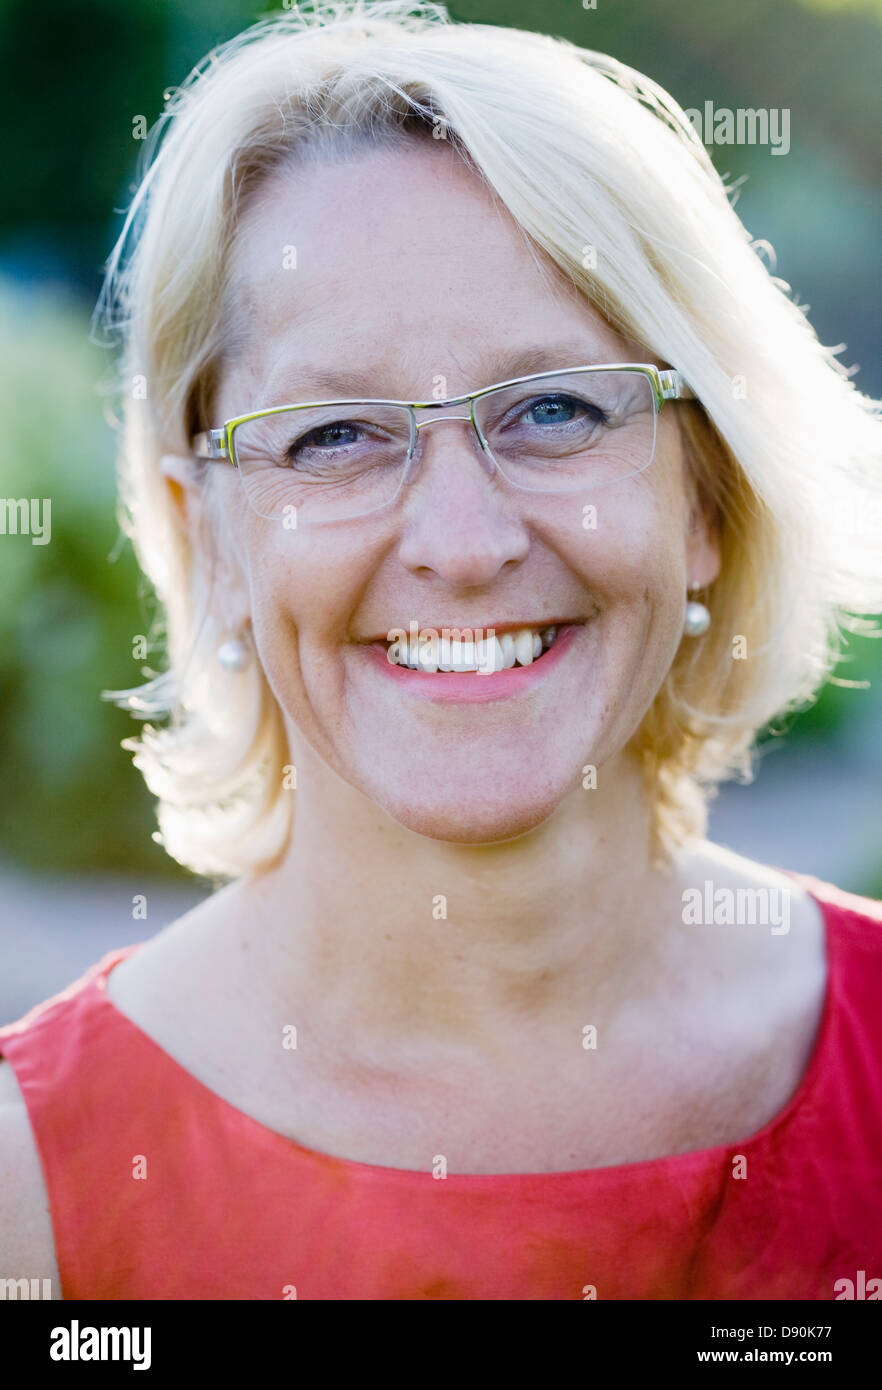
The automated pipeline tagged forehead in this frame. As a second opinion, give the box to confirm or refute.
[222,141,635,402]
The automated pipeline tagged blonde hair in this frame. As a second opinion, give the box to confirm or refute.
[97,0,882,882]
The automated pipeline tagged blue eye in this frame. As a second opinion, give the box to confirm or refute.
[522,394,607,427]
[289,420,366,457]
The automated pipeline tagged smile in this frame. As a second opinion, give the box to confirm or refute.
[359,622,583,702]
[385,624,559,674]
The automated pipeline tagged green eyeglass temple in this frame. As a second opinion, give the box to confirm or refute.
[190,363,696,461]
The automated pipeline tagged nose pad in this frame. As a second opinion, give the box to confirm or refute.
[405,413,496,485]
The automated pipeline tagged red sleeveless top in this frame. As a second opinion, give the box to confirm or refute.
[2,872,882,1301]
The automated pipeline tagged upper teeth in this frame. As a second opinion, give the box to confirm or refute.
[386,626,559,674]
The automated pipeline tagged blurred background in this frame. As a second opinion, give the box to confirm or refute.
[1,0,880,1021]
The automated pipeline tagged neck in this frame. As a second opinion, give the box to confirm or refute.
[222,734,686,1057]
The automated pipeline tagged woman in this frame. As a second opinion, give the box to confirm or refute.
[2,1,881,1301]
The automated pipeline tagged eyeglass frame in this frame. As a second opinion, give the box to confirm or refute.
[190,362,696,518]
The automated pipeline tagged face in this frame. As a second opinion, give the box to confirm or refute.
[198,140,719,843]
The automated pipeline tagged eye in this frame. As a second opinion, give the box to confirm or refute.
[286,420,368,459]
[520,393,608,428]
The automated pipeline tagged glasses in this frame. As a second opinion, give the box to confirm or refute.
[191,363,695,525]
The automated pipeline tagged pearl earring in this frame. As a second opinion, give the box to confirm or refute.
[683,590,711,637]
[217,631,251,671]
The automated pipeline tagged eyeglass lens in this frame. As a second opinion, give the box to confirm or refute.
[230,369,657,522]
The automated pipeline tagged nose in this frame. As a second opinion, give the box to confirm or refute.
[396,415,530,586]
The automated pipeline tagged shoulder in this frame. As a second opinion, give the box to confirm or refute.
[675,838,830,960]
[0,1059,62,1297]
[103,882,246,1034]
[681,839,882,1040]
[0,941,162,1302]
[787,868,882,1003]
[680,839,882,934]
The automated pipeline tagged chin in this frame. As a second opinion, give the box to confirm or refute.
[361,778,568,845]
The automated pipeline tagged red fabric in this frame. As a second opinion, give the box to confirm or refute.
[2,871,882,1300]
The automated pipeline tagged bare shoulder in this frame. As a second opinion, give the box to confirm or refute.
[674,838,829,1048]
[0,1059,63,1297]
[655,839,832,1141]
[678,838,828,942]
[106,880,240,1025]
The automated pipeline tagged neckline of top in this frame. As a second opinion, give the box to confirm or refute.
[89,872,838,1186]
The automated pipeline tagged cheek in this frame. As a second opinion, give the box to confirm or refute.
[554,471,688,613]
[244,554,342,762]
[241,526,376,710]
[548,479,692,705]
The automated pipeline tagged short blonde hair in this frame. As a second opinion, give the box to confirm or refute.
[97,0,882,882]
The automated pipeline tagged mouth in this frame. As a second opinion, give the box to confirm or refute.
[377,622,568,675]
[354,619,585,702]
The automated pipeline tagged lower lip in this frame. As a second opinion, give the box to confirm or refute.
[358,625,581,702]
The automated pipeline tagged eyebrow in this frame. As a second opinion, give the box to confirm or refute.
[265,341,622,401]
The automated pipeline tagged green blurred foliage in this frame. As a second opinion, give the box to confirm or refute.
[0,0,879,875]
[0,279,178,875]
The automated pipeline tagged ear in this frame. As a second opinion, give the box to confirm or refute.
[685,486,722,591]
[161,453,252,631]
[160,454,202,528]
